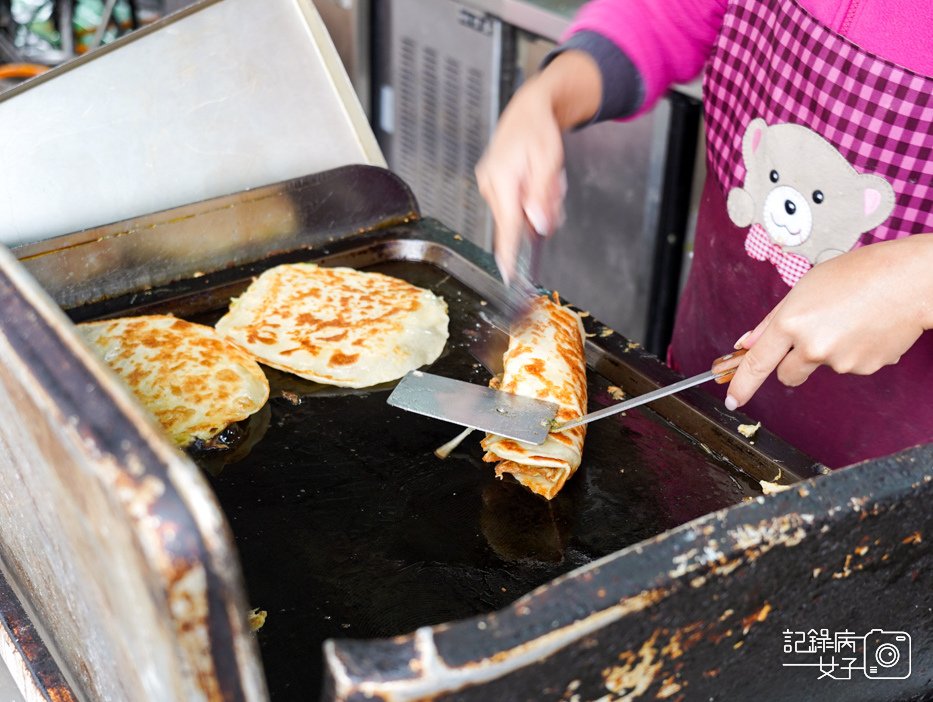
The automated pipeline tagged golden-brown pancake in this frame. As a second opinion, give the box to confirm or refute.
[214,263,449,388]
[79,315,269,447]
[481,295,587,499]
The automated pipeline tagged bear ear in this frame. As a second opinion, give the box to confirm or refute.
[857,174,896,232]
[743,118,769,164]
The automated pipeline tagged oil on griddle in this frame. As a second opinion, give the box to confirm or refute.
[73,258,761,700]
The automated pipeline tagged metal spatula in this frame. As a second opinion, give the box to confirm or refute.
[388,349,747,445]
[493,229,545,327]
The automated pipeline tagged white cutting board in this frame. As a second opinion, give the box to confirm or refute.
[0,0,384,246]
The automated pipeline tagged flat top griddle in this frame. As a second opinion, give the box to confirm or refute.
[66,224,815,700]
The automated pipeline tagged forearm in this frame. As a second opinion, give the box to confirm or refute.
[904,233,933,330]
[526,50,603,130]
[860,233,933,331]
[545,32,644,123]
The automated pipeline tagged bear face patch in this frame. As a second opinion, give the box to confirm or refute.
[727,118,895,287]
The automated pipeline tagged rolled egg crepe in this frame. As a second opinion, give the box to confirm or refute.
[79,315,269,447]
[215,263,449,388]
[481,295,587,499]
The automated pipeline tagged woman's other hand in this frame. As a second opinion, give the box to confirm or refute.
[475,50,602,283]
[726,234,933,409]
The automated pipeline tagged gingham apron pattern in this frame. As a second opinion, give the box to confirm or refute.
[704,0,933,245]
[744,223,812,285]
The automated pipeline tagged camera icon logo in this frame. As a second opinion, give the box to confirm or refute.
[864,630,911,679]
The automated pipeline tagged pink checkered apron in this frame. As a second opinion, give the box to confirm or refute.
[668,0,933,468]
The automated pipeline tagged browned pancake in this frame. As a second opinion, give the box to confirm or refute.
[214,263,449,388]
[79,315,269,447]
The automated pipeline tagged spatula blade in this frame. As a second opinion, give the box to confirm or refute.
[388,371,557,445]
[492,230,545,327]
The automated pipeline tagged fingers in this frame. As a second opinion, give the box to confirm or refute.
[726,296,880,410]
[475,78,567,285]
[522,161,566,237]
[477,151,564,284]
[775,349,820,387]
[732,330,751,350]
[724,302,789,409]
[477,165,525,285]
[725,316,793,409]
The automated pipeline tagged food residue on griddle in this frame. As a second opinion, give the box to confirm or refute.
[760,480,791,495]
[737,421,761,439]
[607,386,626,401]
[248,608,267,632]
[189,421,248,453]
[759,468,790,494]
[280,390,302,406]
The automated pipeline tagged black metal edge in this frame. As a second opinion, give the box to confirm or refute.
[0,567,77,702]
[62,220,491,324]
[16,165,419,313]
[369,0,391,152]
[0,263,261,702]
[15,164,419,261]
[323,443,933,701]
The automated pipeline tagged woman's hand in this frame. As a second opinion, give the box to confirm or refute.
[726,234,933,409]
[475,50,602,283]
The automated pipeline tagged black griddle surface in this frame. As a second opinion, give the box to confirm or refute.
[74,257,761,700]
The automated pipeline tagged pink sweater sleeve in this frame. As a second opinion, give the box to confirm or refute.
[566,0,729,115]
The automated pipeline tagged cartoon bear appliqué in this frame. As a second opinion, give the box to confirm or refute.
[727,118,895,287]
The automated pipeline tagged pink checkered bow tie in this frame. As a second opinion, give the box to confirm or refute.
[744,223,812,287]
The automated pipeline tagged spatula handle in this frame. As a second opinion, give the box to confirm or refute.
[711,348,748,384]
[555,347,749,434]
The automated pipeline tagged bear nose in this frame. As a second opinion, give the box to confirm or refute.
[784,200,796,215]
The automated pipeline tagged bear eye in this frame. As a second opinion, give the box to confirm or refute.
[812,190,824,204]
[769,170,779,183]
